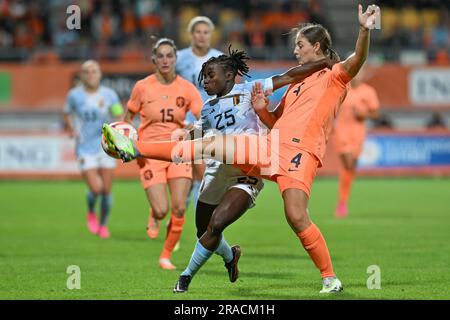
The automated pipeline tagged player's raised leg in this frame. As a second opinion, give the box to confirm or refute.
[102,123,236,164]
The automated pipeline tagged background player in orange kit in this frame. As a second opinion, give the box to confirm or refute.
[104,4,381,293]
[123,38,203,270]
[334,67,380,218]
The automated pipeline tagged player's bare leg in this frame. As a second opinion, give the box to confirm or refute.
[283,188,342,293]
[173,189,250,293]
[145,184,169,239]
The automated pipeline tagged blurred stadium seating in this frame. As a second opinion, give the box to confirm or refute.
[0,0,449,178]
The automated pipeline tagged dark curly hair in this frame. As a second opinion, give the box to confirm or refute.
[198,45,250,85]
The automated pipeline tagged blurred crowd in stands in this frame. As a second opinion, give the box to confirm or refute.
[378,0,450,64]
[0,0,449,63]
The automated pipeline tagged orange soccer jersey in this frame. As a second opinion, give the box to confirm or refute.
[272,62,351,166]
[237,62,352,195]
[127,74,203,188]
[334,83,380,157]
[127,74,203,141]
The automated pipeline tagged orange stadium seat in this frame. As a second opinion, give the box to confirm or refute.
[400,7,421,31]
[421,9,440,29]
[380,7,399,37]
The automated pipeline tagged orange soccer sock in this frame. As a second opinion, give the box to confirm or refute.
[297,223,335,278]
[338,168,355,204]
[135,140,195,162]
[160,215,185,259]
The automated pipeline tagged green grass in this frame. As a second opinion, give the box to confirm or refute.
[0,178,449,300]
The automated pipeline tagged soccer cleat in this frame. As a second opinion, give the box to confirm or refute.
[160,258,176,270]
[320,277,343,293]
[224,245,241,283]
[335,202,348,218]
[97,226,110,239]
[102,123,138,162]
[87,212,99,234]
[173,275,192,293]
[147,216,160,239]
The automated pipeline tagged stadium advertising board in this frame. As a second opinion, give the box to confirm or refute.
[0,135,77,174]
[359,133,450,169]
[409,68,450,106]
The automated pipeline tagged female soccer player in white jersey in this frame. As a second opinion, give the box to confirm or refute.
[63,60,123,238]
[170,47,332,292]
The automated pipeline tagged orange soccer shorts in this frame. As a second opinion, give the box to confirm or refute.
[231,135,319,197]
[138,158,192,189]
[335,128,366,158]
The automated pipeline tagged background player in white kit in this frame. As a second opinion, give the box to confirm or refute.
[176,16,223,209]
[63,60,123,239]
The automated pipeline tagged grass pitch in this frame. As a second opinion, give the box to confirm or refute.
[0,178,449,300]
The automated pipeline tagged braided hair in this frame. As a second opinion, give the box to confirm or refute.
[198,45,250,85]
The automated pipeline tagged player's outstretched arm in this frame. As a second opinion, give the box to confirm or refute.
[272,59,333,90]
[342,4,380,78]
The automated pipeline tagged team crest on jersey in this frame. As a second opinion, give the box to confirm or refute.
[98,99,104,108]
[232,94,242,106]
[143,170,153,180]
[176,96,186,108]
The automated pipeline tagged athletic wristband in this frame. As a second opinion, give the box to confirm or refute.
[110,103,124,116]
[264,77,274,96]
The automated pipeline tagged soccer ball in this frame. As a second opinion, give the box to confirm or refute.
[101,121,138,159]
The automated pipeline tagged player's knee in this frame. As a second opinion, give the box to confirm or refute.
[285,209,310,232]
[171,203,186,218]
[196,229,206,239]
[152,207,169,220]
[208,214,227,236]
[90,186,102,195]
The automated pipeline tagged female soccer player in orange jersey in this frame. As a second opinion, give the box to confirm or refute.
[333,68,380,218]
[104,5,380,292]
[123,38,203,270]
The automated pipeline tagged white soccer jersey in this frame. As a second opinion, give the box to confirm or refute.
[195,79,273,136]
[64,85,121,157]
[195,78,273,206]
